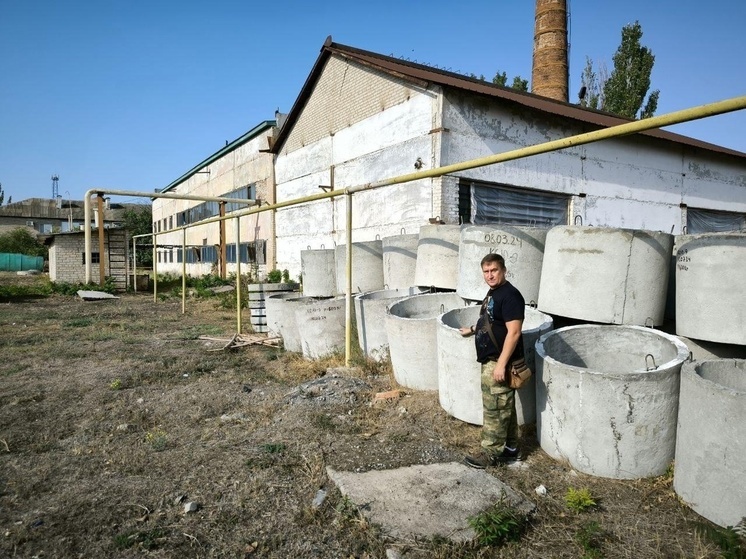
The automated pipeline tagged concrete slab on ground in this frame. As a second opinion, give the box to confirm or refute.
[77,290,119,300]
[327,462,535,542]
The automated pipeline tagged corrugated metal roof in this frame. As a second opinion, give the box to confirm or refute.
[160,120,276,194]
[272,37,746,160]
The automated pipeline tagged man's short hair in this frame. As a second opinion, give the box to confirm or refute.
[480,253,505,269]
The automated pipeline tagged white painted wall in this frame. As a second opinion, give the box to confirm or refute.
[151,127,275,277]
[275,89,438,275]
[441,89,746,233]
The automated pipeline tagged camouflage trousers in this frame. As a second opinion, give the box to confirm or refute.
[480,361,518,454]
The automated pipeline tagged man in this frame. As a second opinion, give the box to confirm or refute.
[459,253,525,468]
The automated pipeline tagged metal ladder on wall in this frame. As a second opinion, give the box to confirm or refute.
[106,229,129,291]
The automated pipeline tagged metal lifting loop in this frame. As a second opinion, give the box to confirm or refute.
[529,300,537,308]
[430,285,436,293]
[440,304,445,314]
[574,215,583,226]
[644,317,654,328]
[682,226,688,234]
[687,351,694,362]
[375,234,380,240]
[383,283,389,290]
[320,244,325,249]
[400,228,406,235]
[645,354,657,371]
[307,245,311,250]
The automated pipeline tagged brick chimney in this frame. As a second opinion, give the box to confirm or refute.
[531,0,569,102]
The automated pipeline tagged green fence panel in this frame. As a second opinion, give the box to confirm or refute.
[0,253,44,272]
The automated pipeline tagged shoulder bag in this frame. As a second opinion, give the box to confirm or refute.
[480,298,533,389]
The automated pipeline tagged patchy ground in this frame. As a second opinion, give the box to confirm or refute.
[0,274,735,558]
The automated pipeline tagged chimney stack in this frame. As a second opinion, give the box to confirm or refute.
[531,0,569,102]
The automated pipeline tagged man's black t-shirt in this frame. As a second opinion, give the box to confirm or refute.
[474,280,525,364]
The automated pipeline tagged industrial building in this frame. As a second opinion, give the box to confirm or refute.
[152,3,745,279]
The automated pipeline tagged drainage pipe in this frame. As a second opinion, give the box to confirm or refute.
[84,95,746,365]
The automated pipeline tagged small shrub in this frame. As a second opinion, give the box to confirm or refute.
[565,487,597,513]
[110,378,123,390]
[282,269,290,283]
[145,429,168,451]
[468,499,529,546]
[266,269,282,283]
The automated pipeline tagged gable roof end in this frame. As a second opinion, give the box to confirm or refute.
[271,37,746,160]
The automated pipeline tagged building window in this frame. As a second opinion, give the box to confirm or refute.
[686,207,746,234]
[168,216,173,230]
[459,180,568,227]
[82,252,101,264]
[175,184,257,227]
[226,240,266,264]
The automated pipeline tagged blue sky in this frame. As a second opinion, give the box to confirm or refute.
[1,0,744,204]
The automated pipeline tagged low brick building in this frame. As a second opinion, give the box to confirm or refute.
[47,228,130,290]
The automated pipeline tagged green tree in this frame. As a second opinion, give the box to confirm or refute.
[123,205,153,266]
[511,75,529,92]
[0,182,4,206]
[601,21,660,119]
[579,56,607,110]
[492,71,529,91]
[0,228,48,257]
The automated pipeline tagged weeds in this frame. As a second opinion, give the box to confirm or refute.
[335,495,363,526]
[113,528,167,550]
[697,522,746,559]
[576,520,606,558]
[65,318,94,328]
[110,378,123,390]
[52,277,116,295]
[261,443,286,454]
[565,487,597,513]
[467,498,529,546]
[311,413,336,431]
[0,282,52,298]
[144,429,168,451]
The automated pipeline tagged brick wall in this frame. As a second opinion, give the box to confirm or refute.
[282,55,421,155]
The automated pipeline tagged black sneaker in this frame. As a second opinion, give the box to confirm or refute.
[463,451,497,469]
[494,447,520,463]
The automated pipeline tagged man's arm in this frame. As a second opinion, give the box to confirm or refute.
[492,318,523,383]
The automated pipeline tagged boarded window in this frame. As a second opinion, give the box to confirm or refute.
[686,207,746,234]
[459,180,568,227]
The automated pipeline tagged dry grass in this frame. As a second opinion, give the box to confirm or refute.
[0,273,739,558]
